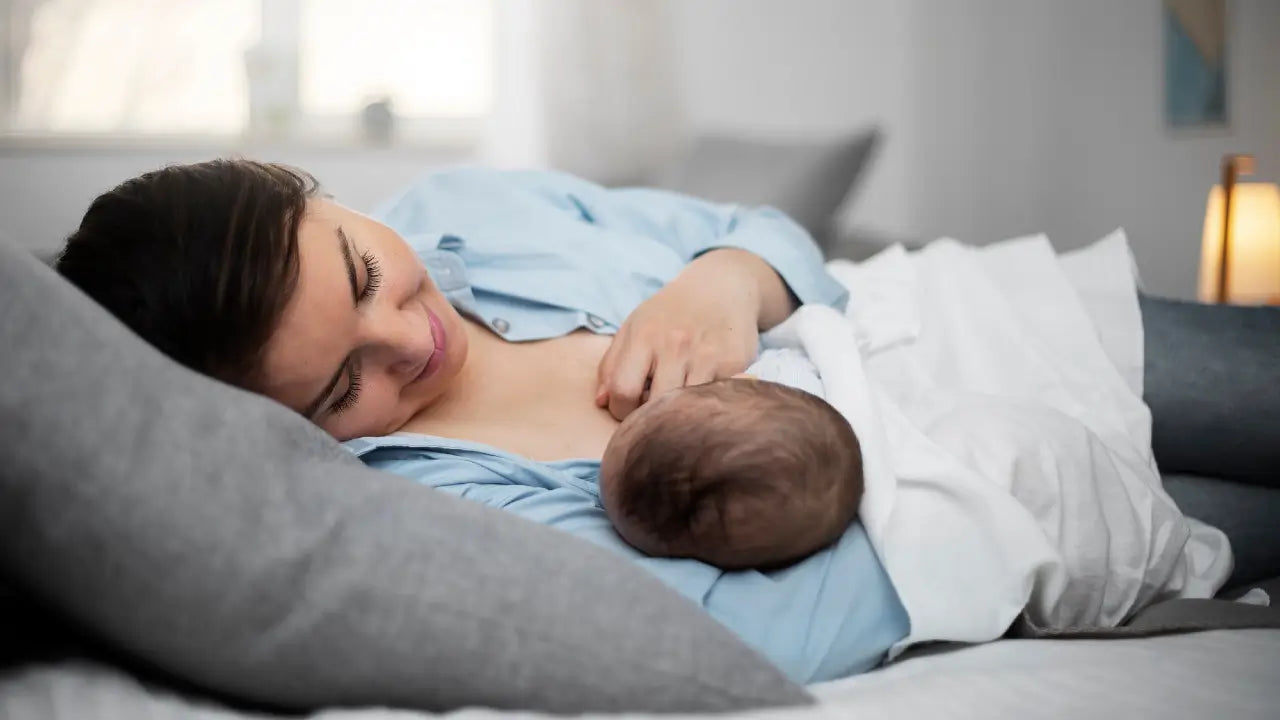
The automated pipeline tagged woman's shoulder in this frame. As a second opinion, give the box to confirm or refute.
[374,166,589,231]
[390,165,582,201]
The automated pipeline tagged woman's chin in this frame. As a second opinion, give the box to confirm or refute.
[437,312,470,382]
[398,345,468,420]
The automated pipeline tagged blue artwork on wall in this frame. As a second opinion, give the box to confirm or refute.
[1164,0,1227,127]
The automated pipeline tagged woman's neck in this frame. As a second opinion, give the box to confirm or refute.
[419,317,505,419]
[395,319,620,461]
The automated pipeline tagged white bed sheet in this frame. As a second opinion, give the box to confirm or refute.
[809,629,1280,719]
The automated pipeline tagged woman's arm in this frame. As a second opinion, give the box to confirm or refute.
[501,169,846,418]
[685,247,797,331]
[591,247,802,418]
[503,169,848,318]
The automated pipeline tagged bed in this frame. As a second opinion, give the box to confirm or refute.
[4,138,1279,718]
[4,629,1279,719]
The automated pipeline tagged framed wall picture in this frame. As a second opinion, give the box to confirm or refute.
[1164,0,1228,128]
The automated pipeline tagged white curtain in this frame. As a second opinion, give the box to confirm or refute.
[484,0,684,186]
[4,0,259,134]
[2,0,45,123]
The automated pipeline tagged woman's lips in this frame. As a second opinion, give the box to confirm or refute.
[408,307,448,387]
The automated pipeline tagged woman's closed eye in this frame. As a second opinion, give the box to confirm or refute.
[337,225,382,304]
[328,248,378,416]
[359,248,382,302]
[324,234,380,418]
[330,359,364,416]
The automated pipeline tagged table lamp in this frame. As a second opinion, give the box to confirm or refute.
[1198,154,1280,304]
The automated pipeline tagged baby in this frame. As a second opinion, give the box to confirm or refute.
[599,349,864,570]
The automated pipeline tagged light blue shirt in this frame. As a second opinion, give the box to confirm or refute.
[345,167,909,683]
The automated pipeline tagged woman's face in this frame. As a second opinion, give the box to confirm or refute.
[257,199,469,440]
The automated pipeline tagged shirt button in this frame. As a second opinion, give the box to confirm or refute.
[491,317,510,334]
[587,313,605,329]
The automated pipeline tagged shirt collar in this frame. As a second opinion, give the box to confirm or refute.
[416,233,480,318]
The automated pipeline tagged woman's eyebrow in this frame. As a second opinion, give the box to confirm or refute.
[337,225,360,307]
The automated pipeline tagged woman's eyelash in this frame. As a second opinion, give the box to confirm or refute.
[330,365,363,416]
[360,250,382,301]
[330,248,378,418]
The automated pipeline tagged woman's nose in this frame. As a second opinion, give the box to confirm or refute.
[388,355,419,380]
[374,310,435,380]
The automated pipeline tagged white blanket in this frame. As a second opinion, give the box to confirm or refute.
[765,231,1232,653]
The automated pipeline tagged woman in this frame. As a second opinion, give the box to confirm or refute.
[56,159,908,684]
[56,159,1277,681]
[57,160,831,445]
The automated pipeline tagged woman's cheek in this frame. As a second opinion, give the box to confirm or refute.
[325,398,386,441]
[321,415,353,441]
[375,382,409,436]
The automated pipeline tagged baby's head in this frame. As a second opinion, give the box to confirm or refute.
[599,378,863,570]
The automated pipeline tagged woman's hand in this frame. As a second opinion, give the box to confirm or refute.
[595,248,795,420]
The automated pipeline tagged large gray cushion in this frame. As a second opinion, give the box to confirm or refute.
[661,129,881,248]
[0,240,810,714]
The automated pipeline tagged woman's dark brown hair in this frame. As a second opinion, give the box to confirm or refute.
[56,159,318,388]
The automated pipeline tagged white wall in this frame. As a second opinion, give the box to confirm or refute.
[4,1,1276,298]
[671,0,1280,299]
[668,0,917,237]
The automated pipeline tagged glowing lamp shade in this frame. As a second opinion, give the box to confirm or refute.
[1198,182,1280,304]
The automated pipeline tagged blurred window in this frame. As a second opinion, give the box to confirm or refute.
[0,0,493,144]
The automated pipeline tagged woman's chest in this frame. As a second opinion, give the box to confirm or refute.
[401,330,619,462]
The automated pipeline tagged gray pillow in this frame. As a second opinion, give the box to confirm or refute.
[0,239,810,714]
[662,128,881,248]
[1140,295,1280,484]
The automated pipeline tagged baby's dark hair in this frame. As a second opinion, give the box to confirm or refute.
[55,159,319,389]
[600,378,863,570]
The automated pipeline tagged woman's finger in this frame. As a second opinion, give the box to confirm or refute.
[596,336,619,391]
[595,327,632,405]
[604,345,655,420]
[647,351,689,404]
[684,356,719,388]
